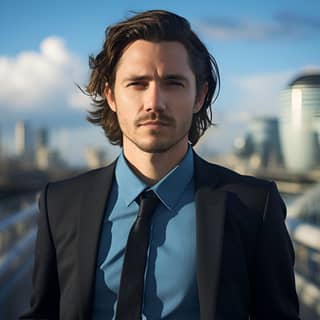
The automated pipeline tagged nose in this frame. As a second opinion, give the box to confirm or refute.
[144,82,166,112]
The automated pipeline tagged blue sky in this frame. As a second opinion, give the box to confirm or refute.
[1,0,319,165]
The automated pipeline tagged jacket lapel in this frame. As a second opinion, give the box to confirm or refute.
[194,154,227,320]
[77,161,116,320]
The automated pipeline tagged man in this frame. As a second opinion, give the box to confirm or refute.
[21,10,300,320]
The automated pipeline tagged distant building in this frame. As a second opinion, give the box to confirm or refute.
[85,147,106,169]
[280,73,320,172]
[35,127,49,170]
[36,146,50,170]
[15,120,34,162]
[36,147,66,170]
[34,128,67,170]
[36,128,49,149]
[0,125,2,160]
[234,117,283,169]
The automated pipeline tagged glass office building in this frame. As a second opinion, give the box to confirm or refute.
[280,74,320,172]
[234,117,282,168]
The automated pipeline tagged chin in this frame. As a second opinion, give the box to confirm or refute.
[125,132,189,154]
[136,138,186,154]
[138,144,173,154]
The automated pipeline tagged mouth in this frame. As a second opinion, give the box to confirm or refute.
[138,121,170,127]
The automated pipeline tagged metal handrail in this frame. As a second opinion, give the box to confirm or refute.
[0,204,37,232]
[0,228,36,287]
[0,204,38,257]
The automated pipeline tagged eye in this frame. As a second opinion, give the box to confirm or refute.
[166,80,185,87]
[127,81,147,88]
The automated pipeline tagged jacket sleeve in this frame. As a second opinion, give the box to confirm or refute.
[250,182,300,320]
[20,184,60,320]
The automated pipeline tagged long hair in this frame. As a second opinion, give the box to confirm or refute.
[86,10,220,146]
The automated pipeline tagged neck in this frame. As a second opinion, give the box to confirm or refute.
[123,142,189,186]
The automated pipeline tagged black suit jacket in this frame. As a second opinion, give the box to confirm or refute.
[21,153,300,319]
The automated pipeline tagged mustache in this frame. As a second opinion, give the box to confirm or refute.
[135,113,175,126]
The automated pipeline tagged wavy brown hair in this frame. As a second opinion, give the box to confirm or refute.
[86,10,220,146]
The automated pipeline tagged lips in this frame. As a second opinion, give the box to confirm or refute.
[139,121,169,127]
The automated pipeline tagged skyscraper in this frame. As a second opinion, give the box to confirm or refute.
[35,128,49,149]
[0,124,2,160]
[280,73,320,172]
[234,117,282,168]
[85,147,106,169]
[15,120,33,162]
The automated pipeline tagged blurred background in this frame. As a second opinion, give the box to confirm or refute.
[0,0,319,319]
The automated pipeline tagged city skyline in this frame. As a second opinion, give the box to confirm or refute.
[1,0,319,165]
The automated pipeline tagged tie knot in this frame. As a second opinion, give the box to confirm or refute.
[140,190,157,200]
[138,190,159,218]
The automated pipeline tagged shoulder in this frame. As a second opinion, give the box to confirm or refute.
[195,153,273,188]
[194,153,282,209]
[44,161,116,200]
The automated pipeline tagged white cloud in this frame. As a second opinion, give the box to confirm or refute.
[197,20,275,41]
[68,88,92,110]
[0,36,90,112]
[300,65,320,74]
[51,125,120,165]
[196,11,320,42]
[229,70,295,118]
[229,66,320,121]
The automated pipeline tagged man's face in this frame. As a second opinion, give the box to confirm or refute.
[105,40,206,155]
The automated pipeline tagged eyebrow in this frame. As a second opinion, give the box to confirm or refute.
[122,74,190,83]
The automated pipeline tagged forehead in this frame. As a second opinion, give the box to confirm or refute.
[115,40,194,78]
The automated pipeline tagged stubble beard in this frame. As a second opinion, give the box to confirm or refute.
[124,121,192,154]
[127,130,189,154]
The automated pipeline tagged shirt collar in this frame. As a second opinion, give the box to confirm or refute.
[151,146,194,210]
[115,153,147,207]
[115,146,194,210]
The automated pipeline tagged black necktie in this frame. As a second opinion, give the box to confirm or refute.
[115,190,159,320]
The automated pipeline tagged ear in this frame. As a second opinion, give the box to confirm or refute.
[104,82,116,112]
[193,82,208,114]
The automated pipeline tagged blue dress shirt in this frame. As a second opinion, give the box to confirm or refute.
[92,147,199,319]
